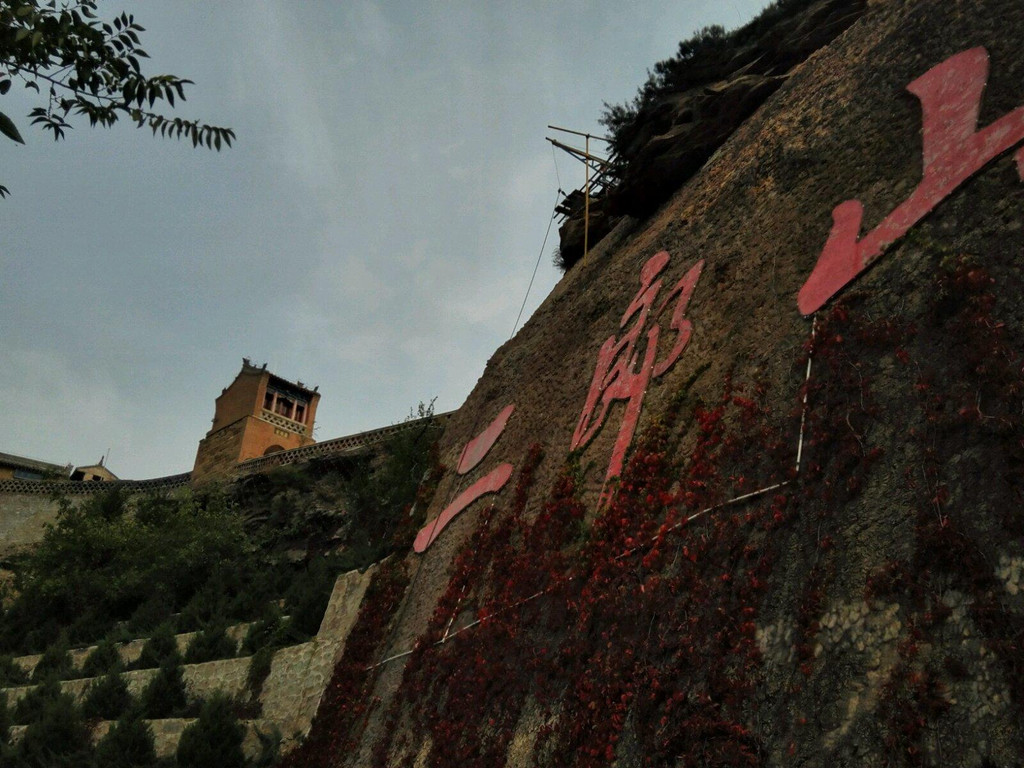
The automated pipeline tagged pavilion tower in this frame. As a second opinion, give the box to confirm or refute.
[192,359,320,481]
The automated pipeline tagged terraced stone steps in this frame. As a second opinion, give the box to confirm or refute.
[2,654,254,709]
[9,717,274,759]
[2,563,381,754]
[11,621,254,678]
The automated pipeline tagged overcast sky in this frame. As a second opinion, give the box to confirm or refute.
[1,0,770,479]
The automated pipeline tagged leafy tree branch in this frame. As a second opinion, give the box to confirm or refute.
[0,0,234,197]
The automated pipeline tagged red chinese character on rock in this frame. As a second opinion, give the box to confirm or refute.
[799,47,1024,315]
[414,405,515,553]
[572,251,704,496]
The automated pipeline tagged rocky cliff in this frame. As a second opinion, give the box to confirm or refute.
[285,1,1024,765]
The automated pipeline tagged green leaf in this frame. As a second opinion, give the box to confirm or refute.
[0,80,10,95]
[0,112,25,144]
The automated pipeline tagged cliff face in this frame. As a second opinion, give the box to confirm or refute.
[288,2,1024,765]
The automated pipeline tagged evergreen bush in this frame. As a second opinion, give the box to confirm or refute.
[30,633,74,682]
[0,691,10,744]
[12,674,62,725]
[251,725,281,768]
[0,654,28,687]
[245,646,274,702]
[140,658,187,719]
[14,686,92,766]
[126,591,175,635]
[81,637,122,678]
[129,622,180,671]
[184,622,237,665]
[0,691,16,768]
[175,693,246,768]
[0,488,251,654]
[240,605,286,656]
[283,557,334,639]
[82,668,133,721]
[94,706,158,768]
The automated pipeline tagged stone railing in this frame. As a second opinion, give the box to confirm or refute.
[260,409,309,437]
[0,412,452,495]
[0,472,192,496]
[234,412,451,477]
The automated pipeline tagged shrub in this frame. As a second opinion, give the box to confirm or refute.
[14,685,92,766]
[0,489,251,653]
[82,669,133,720]
[84,637,121,674]
[30,633,74,682]
[0,691,10,744]
[129,622,180,671]
[245,646,275,702]
[184,623,237,665]
[140,658,187,719]
[126,591,175,635]
[12,675,62,725]
[0,654,28,687]
[81,637,123,678]
[179,579,232,632]
[283,557,335,640]
[176,693,246,768]
[95,707,158,768]
[240,605,287,656]
[251,725,281,768]
[599,0,830,160]
[342,402,442,563]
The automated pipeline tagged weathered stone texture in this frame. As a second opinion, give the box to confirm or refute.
[0,493,64,555]
[260,563,378,748]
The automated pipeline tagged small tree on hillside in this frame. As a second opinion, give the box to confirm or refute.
[82,667,133,720]
[176,693,247,768]
[140,657,187,719]
[95,706,158,768]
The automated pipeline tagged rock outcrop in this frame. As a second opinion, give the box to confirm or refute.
[558,0,867,269]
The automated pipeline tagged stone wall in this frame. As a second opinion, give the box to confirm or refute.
[0,492,65,556]
[0,474,191,557]
[260,562,379,748]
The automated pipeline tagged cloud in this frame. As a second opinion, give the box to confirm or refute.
[0,348,120,467]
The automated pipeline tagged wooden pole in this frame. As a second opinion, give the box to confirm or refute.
[584,134,590,259]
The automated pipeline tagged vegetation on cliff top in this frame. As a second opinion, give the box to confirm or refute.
[599,0,818,162]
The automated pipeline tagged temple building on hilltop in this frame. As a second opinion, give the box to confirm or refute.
[0,452,118,482]
[192,359,320,482]
[0,452,72,481]
[70,458,118,482]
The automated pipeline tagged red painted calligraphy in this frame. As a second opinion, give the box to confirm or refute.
[572,252,704,493]
[799,47,1024,316]
[457,404,515,474]
[414,406,515,553]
